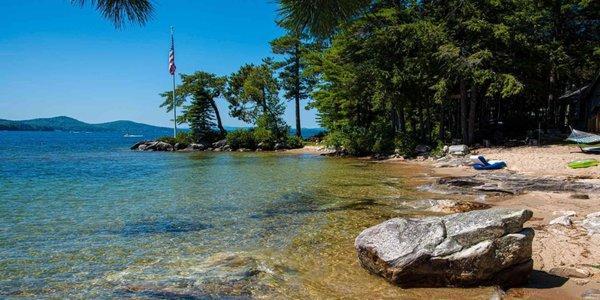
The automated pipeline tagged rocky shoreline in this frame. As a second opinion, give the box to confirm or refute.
[130,139,299,152]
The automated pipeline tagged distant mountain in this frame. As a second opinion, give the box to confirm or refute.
[0,116,326,138]
[0,116,173,135]
[292,128,326,139]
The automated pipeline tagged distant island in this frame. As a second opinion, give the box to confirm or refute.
[0,116,174,135]
[0,116,324,138]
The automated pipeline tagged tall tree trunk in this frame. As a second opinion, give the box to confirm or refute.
[460,79,468,143]
[547,67,556,127]
[439,101,446,142]
[468,84,477,145]
[294,42,302,137]
[210,99,226,135]
[399,104,406,134]
[261,86,268,115]
[391,102,399,133]
[417,98,424,141]
[426,98,432,142]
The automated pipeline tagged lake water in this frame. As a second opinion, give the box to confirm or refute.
[0,131,491,299]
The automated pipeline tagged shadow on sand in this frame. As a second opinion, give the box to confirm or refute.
[524,270,569,289]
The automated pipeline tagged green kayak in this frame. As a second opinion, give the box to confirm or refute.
[568,159,599,169]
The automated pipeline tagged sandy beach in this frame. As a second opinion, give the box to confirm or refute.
[474,145,600,178]
[420,144,600,299]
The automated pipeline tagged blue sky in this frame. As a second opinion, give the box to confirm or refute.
[0,0,319,128]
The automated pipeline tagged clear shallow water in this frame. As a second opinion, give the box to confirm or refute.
[0,131,491,299]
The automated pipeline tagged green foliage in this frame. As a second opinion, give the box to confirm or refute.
[286,135,304,149]
[73,0,153,28]
[157,131,191,146]
[276,0,370,38]
[323,130,345,149]
[160,71,227,143]
[252,127,274,144]
[293,0,599,153]
[225,59,289,140]
[394,133,419,158]
[226,129,256,150]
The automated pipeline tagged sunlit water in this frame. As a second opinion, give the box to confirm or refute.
[0,131,492,299]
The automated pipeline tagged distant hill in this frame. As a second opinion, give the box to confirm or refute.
[0,116,173,135]
[0,116,325,138]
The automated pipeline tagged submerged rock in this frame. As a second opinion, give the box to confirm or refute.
[355,208,534,288]
[109,251,272,299]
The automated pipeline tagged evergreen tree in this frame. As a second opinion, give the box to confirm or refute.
[159,71,227,142]
[225,58,288,139]
[270,33,318,137]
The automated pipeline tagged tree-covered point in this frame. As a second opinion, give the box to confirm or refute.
[104,0,598,156]
[281,0,599,155]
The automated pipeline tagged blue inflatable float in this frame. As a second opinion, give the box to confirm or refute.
[471,155,507,170]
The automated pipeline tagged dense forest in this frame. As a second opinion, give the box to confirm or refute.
[280,0,599,155]
[77,0,600,155]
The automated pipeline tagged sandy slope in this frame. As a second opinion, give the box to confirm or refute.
[421,145,600,299]
[474,145,600,178]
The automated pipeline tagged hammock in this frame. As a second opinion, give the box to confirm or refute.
[566,129,600,144]
[566,128,600,154]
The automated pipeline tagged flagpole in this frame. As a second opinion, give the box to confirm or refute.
[171,26,177,138]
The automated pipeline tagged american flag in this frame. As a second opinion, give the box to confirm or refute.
[169,34,176,75]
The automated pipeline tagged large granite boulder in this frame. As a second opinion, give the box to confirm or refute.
[355,208,534,288]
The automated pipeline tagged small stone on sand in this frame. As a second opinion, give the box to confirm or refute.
[548,267,590,278]
[549,215,573,226]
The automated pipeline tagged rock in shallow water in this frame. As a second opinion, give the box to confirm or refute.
[354,208,534,288]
